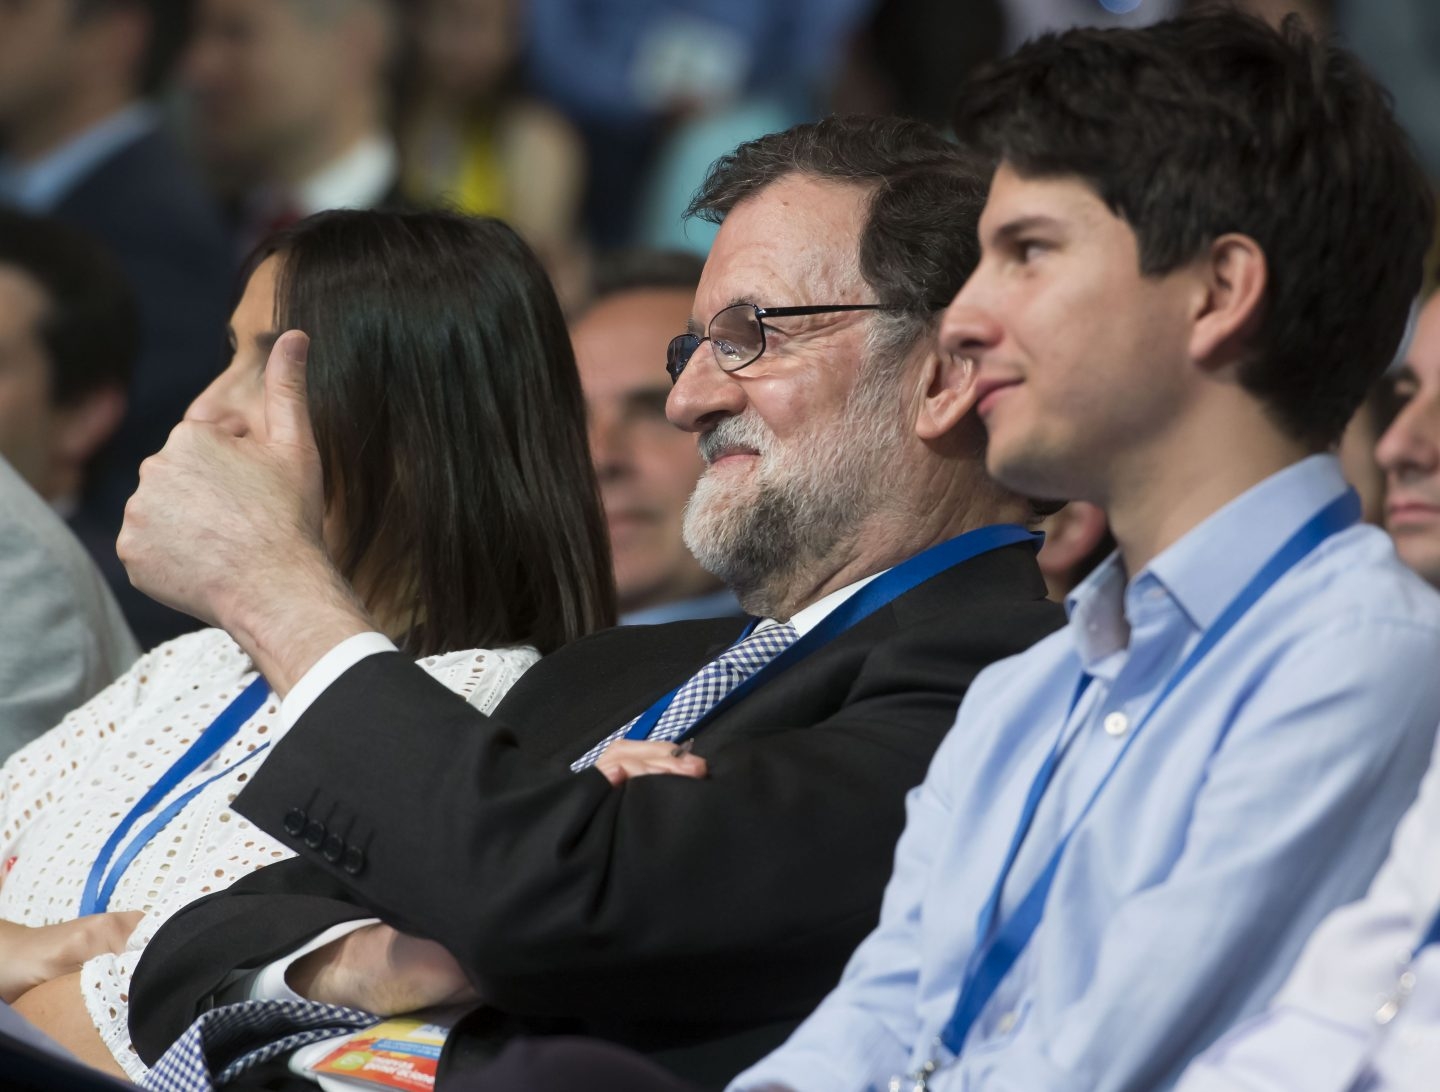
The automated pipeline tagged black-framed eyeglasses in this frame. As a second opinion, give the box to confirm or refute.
[665,303,905,384]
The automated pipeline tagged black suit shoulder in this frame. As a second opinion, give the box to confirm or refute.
[55,127,231,274]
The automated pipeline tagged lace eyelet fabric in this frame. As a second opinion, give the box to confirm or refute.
[0,628,538,1079]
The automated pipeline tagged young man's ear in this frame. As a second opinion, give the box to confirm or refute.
[913,349,979,441]
[1188,233,1268,371]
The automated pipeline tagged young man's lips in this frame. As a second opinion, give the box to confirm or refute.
[975,378,1021,416]
[1387,499,1440,525]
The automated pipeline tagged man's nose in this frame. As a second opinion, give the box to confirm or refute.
[666,350,747,433]
[938,291,1004,364]
[183,376,249,438]
[588,413,633,479]
[1378,393,1440,481]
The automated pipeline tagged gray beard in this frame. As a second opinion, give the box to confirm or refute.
[682,392,905,617]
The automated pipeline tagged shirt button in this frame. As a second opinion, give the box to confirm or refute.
[995,1011,1018,1035]
[1103,712,1129,738]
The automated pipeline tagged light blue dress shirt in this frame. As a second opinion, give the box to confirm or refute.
[733,455,1440,1092]
[0,103,156,212]
[1177,722,1440,1092]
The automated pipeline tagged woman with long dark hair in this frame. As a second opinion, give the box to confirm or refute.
[0,209,614,1079]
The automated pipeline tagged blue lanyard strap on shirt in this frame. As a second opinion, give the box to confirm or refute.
[938,487,1361,1058]
[623,524,1044,745]
[78,676,272,916]
[1416,908,1440,958]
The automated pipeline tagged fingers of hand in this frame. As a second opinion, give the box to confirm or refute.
[264,330,316,450]
[594,740,709,786]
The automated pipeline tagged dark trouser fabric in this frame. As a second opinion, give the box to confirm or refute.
[442,1037,705,1092]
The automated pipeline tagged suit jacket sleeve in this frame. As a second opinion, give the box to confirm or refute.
[131,549,1061,1061]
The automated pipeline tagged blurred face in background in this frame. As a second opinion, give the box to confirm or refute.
[1377,294,1440,588]
[0,265,57,491]
[0,0,76,138]
[184,0,358,176]
[572,288,721,615]
[417,0,519,100]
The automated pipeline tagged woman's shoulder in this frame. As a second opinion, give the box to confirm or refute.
[134,628,254,685]
[414,645,541,714]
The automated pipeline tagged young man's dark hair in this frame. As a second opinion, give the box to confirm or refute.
[951,9,1434,450]
[0,209,138,409]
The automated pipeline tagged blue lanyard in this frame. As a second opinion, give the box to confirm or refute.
[1416,908,1440,958]
[78,676,272,916]
[938,488,1361,1058]
[623,524,1043,745]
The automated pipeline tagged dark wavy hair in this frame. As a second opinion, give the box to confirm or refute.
[249,208,615,656]
[952,9,1434,451]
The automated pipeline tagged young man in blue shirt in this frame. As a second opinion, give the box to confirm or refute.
[734,11,1440,1092]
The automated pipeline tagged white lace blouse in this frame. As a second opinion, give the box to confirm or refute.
[0,628,538,1079]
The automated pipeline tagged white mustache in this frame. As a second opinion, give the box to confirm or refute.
[697,414,772,465]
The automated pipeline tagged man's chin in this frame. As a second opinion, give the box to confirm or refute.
[987,446,1077,507]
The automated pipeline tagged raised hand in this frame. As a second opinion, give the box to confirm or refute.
[119,331,373,694]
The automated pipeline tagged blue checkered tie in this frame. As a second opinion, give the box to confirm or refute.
[141,998,380,1091]
[571,622,800,771]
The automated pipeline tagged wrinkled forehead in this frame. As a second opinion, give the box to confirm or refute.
[692,176,870,321]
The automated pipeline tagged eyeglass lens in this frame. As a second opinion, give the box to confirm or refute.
[709,304,764,369]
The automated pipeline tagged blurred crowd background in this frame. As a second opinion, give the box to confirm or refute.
[0,0,1437,652]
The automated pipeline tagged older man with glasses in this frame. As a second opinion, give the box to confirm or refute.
[100,116,1062,1090]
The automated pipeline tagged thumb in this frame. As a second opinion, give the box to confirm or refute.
[265,330,316,450]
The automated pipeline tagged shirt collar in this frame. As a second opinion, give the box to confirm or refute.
[0,103,155,212]
[1066,454,1351,666]
[291,132,398,217]
[762,569,887,637]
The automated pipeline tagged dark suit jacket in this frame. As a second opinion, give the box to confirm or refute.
[130,544,1063,1086]
[55,125,234,650]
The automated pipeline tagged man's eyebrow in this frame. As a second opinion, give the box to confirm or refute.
[989,214,1065,243]
[688,294,762,334]
[1392,363,1419,385]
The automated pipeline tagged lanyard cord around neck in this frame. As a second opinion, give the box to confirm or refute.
[621,524,1044,746]
[934,488,1361,1061]
[78,676,272,916]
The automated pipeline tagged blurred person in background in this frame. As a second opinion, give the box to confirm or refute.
[524,0,872,252]
[1377,292,1440,587]
[0,210,135,521]
[571,249,740,623]
[1034,500,1112,601]
[0,0,235,651]
[0,452,138,762]
[184,0,403,254]
[1338,0,1440,182]
[1174,290,1440,1092]
[400,0,588,309]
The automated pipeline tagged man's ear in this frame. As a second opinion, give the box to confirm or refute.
[53,386,127,470]
[913,349,979,441]
[1189,233,1267,371]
